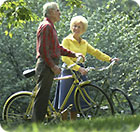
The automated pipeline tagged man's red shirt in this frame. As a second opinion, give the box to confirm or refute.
[36,18,75,68]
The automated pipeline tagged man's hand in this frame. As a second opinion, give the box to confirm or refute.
[51,65,61,75]
[75,53,85,62]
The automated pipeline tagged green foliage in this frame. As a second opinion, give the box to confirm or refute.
[65,0,84,12]
[0,0,39,37]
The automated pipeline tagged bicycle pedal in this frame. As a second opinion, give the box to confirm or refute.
[68,104,73,109]
[61,104,73,114]
[24,115,31,120]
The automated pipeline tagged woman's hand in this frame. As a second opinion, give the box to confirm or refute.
[110,58,119,62]
[78,67,88,75]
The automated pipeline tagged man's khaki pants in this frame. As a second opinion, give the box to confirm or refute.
[31,58,55,123]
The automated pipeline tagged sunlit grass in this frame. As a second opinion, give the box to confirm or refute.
[2,114,140,132]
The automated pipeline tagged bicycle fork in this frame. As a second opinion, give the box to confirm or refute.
[24,86,38,120]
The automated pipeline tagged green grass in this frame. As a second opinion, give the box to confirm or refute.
[2,114,140,132]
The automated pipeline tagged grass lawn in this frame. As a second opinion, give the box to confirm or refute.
[1,114,140,132]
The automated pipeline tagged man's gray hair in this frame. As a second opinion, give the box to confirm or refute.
[43,2,58,17]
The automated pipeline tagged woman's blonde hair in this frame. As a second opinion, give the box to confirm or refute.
[43,2,59,17]
[70,16,88,33]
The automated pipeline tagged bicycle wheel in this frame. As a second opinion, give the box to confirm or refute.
[2,91,32,126]
[111,88,134,115]
[75,84,114,119]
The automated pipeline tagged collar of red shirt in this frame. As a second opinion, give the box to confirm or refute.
[44,17,57,33]
[44,17,55,29]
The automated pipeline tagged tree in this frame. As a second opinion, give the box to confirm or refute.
[0,0,39,37]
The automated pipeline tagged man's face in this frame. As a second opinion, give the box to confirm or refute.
[50,6,61,22]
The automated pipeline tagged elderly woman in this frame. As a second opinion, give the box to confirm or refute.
[53,16,118,120]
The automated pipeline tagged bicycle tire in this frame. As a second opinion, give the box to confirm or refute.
[2,91,32,126]
[75,84,114,119]
[111,88,134,115]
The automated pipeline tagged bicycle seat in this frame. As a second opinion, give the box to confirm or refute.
[23,68,35,78]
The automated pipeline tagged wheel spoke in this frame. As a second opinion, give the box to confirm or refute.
[2,91,32,126]
[76,84,114,119]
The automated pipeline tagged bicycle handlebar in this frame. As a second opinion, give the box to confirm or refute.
[67,56,83,69]
[86,61,116,72]
[67,56,116,72]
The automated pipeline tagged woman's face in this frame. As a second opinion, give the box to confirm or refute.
[72,22,84,36]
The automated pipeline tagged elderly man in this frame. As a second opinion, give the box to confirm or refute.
[31,2,83,123]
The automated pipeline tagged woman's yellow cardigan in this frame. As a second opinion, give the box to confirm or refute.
[61,34,111,71]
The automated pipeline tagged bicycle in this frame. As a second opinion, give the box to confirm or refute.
[2,57,133,126]
[83,61,134,116]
